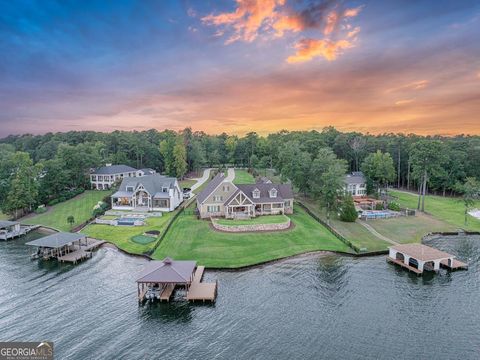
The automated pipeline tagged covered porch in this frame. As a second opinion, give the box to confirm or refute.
[254,202,285,216]
[225,191,255,219]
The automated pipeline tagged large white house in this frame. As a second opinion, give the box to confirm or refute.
[90,164,156,190]
[344,171,367,196]
[111,174,182,212]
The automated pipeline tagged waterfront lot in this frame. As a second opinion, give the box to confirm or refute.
[23,190,110,231]
[390,190,480,231]
[81,212,175,254]
[153,205,353,268]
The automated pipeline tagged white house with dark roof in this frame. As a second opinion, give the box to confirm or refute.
[90,164,157,190]
[344,171,367,196]
[196,173,294,219]
[111,174,182,212]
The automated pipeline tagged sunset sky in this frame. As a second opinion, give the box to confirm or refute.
[1,0,479,137]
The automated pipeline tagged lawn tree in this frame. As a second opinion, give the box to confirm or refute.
[339,194,358,222]
[67,215,75,228]
[455,177,480,225]
[361,150,396,200]
[309,148,348,224]
[173,137,187,179]
[409,140,447,212]
[3,152,42,219]
[277,141,311,196]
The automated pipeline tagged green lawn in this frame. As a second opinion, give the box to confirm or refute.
[81,213,174,254]
[23,191,110,231]
[0,211,8,221]
[215,214,289,226]
[153,205,353,268]
[298,196,390,252]
[233,169,255,184]
[390,190,480,231]
[179,179,196,189]
[366,213,456,244]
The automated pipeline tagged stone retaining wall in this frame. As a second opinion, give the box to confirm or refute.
[211,218,291,232]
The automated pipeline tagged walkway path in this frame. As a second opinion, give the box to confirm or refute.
[191,168,212,191]
[225,168,235,182]
[358,221,398,245]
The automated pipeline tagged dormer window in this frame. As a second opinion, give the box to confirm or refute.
[162,187,168,192]
[126,186,134,192]
[253,189,260,199]
[269,188,277,198]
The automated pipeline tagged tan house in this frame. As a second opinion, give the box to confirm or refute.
[196,173,294,219]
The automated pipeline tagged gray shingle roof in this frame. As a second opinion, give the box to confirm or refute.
[0,220,18,228]
[26,232,86,248]
[344,171,366,185]
[117,174,177,196]
[139,168,155,175]
[93,165,137,175]
[233,184,294,204]
[136,258,197,283]
[197,173,227,204]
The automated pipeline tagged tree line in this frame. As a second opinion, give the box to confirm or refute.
[0,127,479,218]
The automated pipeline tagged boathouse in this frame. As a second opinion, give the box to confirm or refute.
[26,232,104,264]
[136,257,217,303]
[0,221,21,240]
[387,244,468,274]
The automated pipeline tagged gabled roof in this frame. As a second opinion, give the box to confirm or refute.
[136,258,197,283]
[116,174,178,196]
[26,232,86,249]
[197,173,230,204]
[344,171,366,185]
[93,164,137,175]
[235,184,293,204]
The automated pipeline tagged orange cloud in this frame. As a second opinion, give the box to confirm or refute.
[347,26,360,38]
[324,11,339,35]
[386,80,429,93]
[201,0,284,43]
[287,38,354,63]
[395,99,415,106]
[344,6,363,17]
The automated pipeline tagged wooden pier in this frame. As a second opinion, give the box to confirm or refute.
[387,244,468,275]
[187,266,217,302]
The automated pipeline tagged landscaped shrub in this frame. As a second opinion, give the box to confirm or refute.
[375,202,384,210]
[92,201,109,218]
[388,201,401,211]
[339,195,358,222]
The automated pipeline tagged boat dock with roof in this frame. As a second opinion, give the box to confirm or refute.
[0,221,40,240]
[387,243,468,275]
[136,257,217,303]
[26,232,104,264]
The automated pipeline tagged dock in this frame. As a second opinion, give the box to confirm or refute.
[187,266,217,302]
[0,221,40,241]
[387,243,468,275]
[160,284,175,302]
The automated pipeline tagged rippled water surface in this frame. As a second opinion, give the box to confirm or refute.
[0,232,479,359]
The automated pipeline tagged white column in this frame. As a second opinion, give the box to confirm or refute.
[417,261,425,272]
[434,260,441,271]
[389,249,397,258]
[403,255,410,266]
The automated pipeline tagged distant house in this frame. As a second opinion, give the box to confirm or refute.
[138,168,156,176]
[111,174,182,212]
[197,173,294,219]
[91,164,139,190]
[344,171,367,196]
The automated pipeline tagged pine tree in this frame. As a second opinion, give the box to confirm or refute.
[339,194,358,222]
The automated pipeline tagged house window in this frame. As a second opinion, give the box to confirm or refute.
[284,200,291,207]
[126,186,134,192]
[213,195,223,202]
[207,205,220,213]
[91,175,97,181]
[223,185,230,192]
[253,189,260,199]
[162,187,168,192]
[269,188,277,198]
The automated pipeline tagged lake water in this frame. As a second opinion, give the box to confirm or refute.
[0,232,479,359]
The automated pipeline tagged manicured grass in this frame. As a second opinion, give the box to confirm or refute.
[215,215,289,226]
[390,190,480,231]
[131,235,157,245]
[153,205,353,268]
[179,179,196,189]
[0,211,8,221]
[23,191,110,231]
[366,213,456,244]
[233,169,255,184]
[81,213,174,254]
[298,196,390,252]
